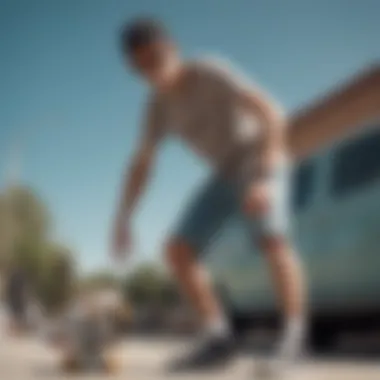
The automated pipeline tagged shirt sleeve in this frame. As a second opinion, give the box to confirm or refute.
[140,93,167,151]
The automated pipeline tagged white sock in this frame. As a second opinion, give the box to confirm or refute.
[203,316,230,338]
[277,316,306,359]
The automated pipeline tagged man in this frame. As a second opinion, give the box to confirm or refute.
[111,17,307,374]
[5,266,29,332]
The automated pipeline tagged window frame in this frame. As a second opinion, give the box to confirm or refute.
[330,127,380,199]
[291,158,317,213]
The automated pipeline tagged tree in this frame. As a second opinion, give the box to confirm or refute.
[0,186,51,270]
[124,262,180,309]
[79,270,119,293]
[0,185,76,313]
[6,186,50,241]
[38,244,76,313]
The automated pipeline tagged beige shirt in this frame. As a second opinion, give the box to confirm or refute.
[142,57,283,176]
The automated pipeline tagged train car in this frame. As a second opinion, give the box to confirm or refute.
[202,65,380,349]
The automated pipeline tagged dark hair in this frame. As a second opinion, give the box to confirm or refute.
[120,17,168,55]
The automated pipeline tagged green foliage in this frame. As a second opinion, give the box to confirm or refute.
[38,245,76,313]
[124,262,180,309]
[6,186,50,241]
[0,185,75,313]
[79,270,119,292]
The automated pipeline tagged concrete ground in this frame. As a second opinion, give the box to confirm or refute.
[0,328,379,380]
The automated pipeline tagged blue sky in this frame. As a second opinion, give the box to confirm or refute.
[0,0,379,272]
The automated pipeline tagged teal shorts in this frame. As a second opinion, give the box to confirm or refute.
[172,163,292,253]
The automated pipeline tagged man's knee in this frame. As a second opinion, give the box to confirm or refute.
[243,192,269,216]
[165,238,196,273]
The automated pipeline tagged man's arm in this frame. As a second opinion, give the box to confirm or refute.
[113,96,165,254]
[115,143,156,224]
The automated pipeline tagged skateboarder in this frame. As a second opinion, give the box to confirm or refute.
[111,17,307,375]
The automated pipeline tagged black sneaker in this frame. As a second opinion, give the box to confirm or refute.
[167,334,236,373]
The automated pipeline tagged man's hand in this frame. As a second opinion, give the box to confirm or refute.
[111,217,132,261]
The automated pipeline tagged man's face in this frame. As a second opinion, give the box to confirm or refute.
[128,40,179,87]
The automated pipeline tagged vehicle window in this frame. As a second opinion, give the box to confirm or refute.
[331,128,380,197]
[292,160,315,211]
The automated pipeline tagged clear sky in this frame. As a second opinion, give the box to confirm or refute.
[0,0,379,272]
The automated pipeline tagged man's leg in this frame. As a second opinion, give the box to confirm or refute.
[166,239,229,337]
[258,236,306,358]
[164,177,236,371]
[244,164,307,373]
